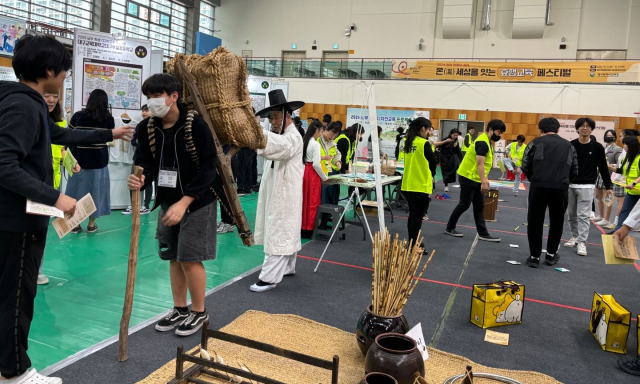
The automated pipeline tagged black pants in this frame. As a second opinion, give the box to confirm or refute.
[404,191,430,246]
[527,187,568,257]
[446,176,488,236]
[251,152,257,187]
[213,179,234,225]
[0,229,47,378]
[237,148,257,191]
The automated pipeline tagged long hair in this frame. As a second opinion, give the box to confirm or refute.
[369,126,383,142]
[404,117,432,153]
[303,120,323,164]
[345,123,364,141]
[83,89,111,122]
[50,101,63,122]
[622,136,640,174]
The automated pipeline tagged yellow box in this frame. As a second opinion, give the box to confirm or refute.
[470,280,524,329]
[590,292,630,354]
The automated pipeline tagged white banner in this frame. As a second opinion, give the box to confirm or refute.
[0,66,16,82]
[556,119,615,145]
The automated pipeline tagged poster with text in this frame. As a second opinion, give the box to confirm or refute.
[73,29,150,114]
[555,119,615,145]
[0,66,16,81]
[347,108,430,158]
[0,15,26,56]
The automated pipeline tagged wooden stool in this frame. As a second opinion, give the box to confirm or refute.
[312,204,346,243]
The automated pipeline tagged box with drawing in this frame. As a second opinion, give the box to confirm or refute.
[470,280,525,329]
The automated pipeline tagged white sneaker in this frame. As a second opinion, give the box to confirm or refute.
[590,212,596,220]
[2,369,62,384]
[121,206,133,215]
[37,274,49,285]
[139,206,150,215]
[422,214,429,221]
[592,215,602,222]
[217,223,235,234]
[564,238,578,248]
[444,187,449,192]
[605,223,616,230]
[577,242,587,256]
[250,282,276,292]
[594,219,610,226]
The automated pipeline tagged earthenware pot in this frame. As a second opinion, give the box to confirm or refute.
[360,372,398,384]
[364,333,425,384]
[356,305,409,355]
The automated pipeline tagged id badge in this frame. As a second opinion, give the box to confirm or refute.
[158,168,178,188]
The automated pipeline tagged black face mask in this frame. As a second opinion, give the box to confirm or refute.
[491,133,501,142]
[604,136,614,143]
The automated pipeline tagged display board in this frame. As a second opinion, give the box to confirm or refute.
[0,66,16,81]
[347,108,430,158]
[555,118,615,144]
[0,15,26,56]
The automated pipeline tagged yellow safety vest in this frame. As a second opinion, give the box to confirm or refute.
[336,134,355,164]
[401,137,433,194]
[398,137,406,162]
[510,142,526,167]
[318,137,339,173]
[52,120,66,189]
[458,132,493,183]
[622,155,640,195]
[462,133,474,152]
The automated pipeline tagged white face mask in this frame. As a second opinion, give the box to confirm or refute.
[148,96,173,118]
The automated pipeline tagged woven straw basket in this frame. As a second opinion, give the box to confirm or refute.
[381,154,397,176]
[167,48,266,150]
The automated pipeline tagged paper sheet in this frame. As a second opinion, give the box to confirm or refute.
[485,330,509,346]
[406,323,429,361]
[63,150,78,176]
[51,194,97,239]
[613,235,639,260]
[601,235,636,265]
[26,200,64,218]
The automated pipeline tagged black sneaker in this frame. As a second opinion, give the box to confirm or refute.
[71,226,82,234]
[478,234,501,242]
[526,256,540,268]
[237,189,247,197]
[175,310,209,337]
[87,224,98,233]
[618,356,640,376]
[155,307,190,332]
[445,229,464,237]
[544,252,560,266]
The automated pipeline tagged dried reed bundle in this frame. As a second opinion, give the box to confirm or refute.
[371,230,435,317]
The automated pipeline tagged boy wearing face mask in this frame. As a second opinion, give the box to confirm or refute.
[128,73,220,337]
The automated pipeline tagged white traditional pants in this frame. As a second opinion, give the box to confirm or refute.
[503,158,521,193]
[259,252,297,284]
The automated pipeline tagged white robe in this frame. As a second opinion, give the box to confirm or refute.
[255,123,304,256]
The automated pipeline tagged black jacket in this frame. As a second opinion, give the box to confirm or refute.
[134,106,219,213]
[0,81,114,232]
[521,133,578,190]
[69,111,115,169]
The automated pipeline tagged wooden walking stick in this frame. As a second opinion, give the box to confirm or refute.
[118,166,144,362]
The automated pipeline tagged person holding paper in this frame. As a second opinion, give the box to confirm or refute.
[0,35,134,384]
[502,135,527,197]
[610,136,640,233]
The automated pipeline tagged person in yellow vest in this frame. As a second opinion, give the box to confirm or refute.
[319,121,342,204]
[461,127,476,157]
[611,136,640,233]
[44,92,67,190]
[445,119,506,242]
[401,117,437,250]
[503,135,527,197]
[336,123,364,174]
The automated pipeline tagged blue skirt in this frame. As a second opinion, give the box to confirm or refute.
[64,167,111,219]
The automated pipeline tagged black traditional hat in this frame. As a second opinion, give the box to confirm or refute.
[255,89,305,118]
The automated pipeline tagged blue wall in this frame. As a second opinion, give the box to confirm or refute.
[195,32,222,55]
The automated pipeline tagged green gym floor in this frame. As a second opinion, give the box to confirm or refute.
[32,169,442,371]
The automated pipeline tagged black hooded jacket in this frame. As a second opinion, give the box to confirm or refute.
[0,81,114,232]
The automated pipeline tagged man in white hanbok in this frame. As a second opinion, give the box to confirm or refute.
[250,90,305,292]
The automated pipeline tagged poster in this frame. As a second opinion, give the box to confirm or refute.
[72,29,151,113]
[493,139,506,169]
[0,15,26,56]
[554,119,615,144]
[247,76,271,123]
[391,60,640,84]
[0,66,16,82]
[347,108,430,158]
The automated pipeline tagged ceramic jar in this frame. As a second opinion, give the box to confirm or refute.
[360,372,398,384]
[356,305,409,355]
[364,333,425,384]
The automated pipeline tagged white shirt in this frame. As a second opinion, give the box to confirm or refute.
[305,139,328,181]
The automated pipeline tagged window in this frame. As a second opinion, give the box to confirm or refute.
[0,0,92,29]
[112,0,186,57]
[199,1,215,36]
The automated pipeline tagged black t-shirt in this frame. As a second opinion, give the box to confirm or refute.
[475,141,489,157]
[159,124,183,205]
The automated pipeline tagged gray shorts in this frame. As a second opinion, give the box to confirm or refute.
[156,201,217,262]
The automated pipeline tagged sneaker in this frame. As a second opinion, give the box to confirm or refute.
[2,368,62,384]
[605,223,616,230]
[478,234,501,242]
[122,206,133,215]
[422,214,429,221]
[71,226,82,234]
[217,223,235,234]
[445,228,464,237]
[564,238,578,248]
[140,206,150,215]
[87,224,98,233]
[594,219,610,226]
[444,186,449,192]
[544,252,560,266]
[175,310,209,337]
[237,189,247,197]
[593,216,603,222]
[577,242,587,256]
[613,216,619,227]
[155,307,190,332]
[526,256,540,268]
[37,274,49,285]
[250,280,277,292]
[513,191,519,197]
[618,356,640,376]
[590,212,597,220]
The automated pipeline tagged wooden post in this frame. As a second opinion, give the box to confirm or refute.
[118,166,144,362]
[175,60,254,246]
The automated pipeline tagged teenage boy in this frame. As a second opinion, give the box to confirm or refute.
[128,73,219,336]
[503,135,527,196]
[564,117,612,256]
[123,104,153,215]
[461,126,476,157]
[445,120,506,242]
[0,35,134,384]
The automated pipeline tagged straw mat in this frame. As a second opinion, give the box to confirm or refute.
[137,310,561,384]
